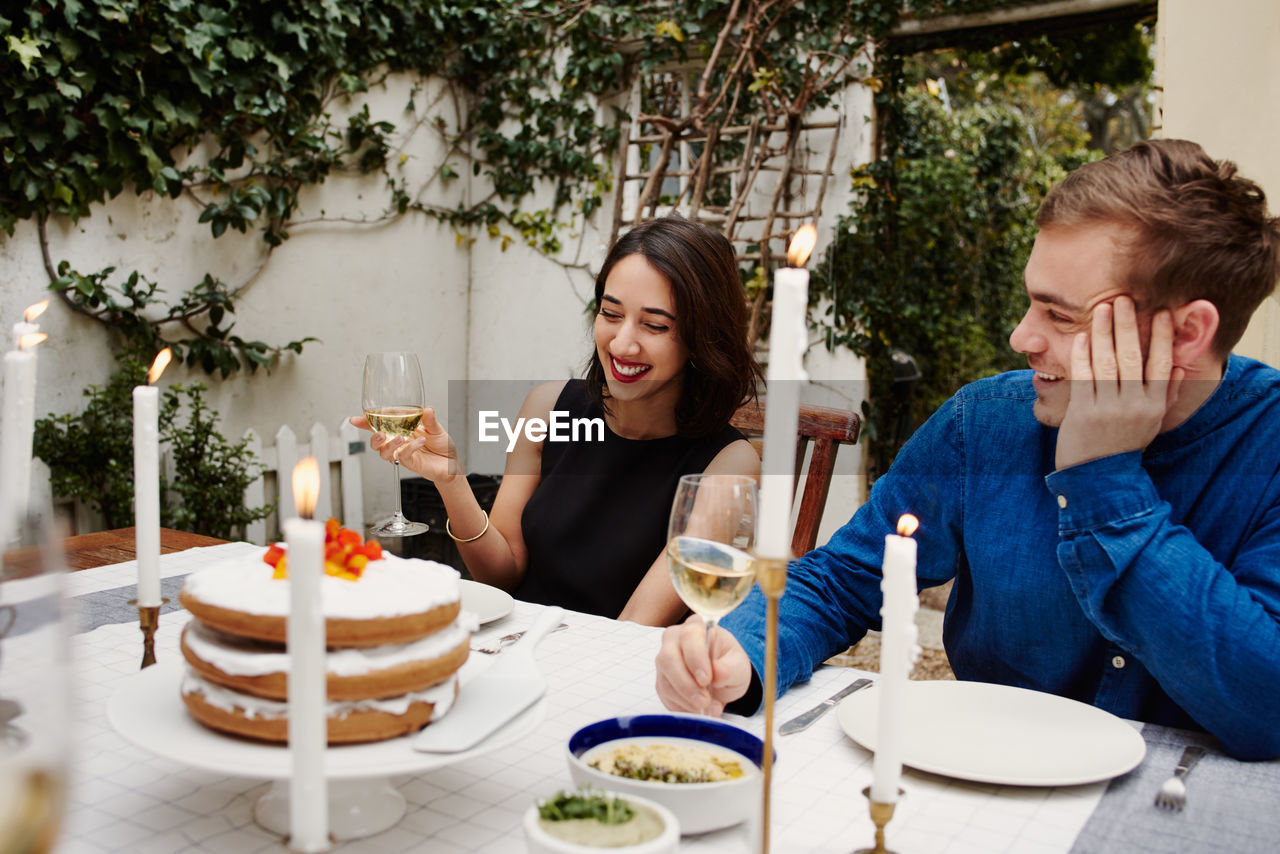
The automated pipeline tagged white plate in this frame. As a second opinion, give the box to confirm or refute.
[107,658,544,779]
[459,578,515,625]
[836,680,1146,787]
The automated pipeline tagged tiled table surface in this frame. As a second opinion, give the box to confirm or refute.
[23,544,1184,852]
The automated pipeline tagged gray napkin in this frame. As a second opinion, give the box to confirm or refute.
[71,575,189,634]
[2,575,190,641]
[1071,724,1280,853]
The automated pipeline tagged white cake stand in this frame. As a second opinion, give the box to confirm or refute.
[107,658,546,840]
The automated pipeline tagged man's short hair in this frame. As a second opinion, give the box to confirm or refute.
[1037,139,1280,354]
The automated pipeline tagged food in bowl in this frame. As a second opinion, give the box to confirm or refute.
[586,738,750,783]
[523,788,679,853]
[567,714,771,835]
[537,788,665,847]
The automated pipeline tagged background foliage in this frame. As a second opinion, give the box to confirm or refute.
[2,1,1065,372]
[2,0,886,371]
[6,0,902,533]
[6,1,1155,527]
[815,17,1154,477]
[815,89,1071,477]
[31,351,271,538]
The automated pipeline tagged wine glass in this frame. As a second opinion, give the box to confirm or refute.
[0,514,72,854]
[666,473,759,645]
[363,352,430,537]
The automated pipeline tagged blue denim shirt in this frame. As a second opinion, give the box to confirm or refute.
[723,355,1280,760]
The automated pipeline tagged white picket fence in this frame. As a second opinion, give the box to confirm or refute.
[242,419,366,545]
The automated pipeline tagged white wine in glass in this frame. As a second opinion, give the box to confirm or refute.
[667,474,759,645]
[363,352,429,537]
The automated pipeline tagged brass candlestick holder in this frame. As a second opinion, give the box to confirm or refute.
[854,786,904,854]
[130,598,168,669]
[757,554,789,854]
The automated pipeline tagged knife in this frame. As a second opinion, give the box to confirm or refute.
[412,606,565,753]
[778,677,873,735]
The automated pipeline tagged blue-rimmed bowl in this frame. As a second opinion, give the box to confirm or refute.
[566,714,772,835]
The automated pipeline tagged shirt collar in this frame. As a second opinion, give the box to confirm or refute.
[1146,353,1243,455]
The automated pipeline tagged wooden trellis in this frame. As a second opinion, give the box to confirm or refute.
[611,106,842,347]
[606,0,870,350]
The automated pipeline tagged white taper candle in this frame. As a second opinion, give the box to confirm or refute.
[757,259,812,559]
[0,345,38,544]
[133,349,170,606]
[287,458,329,851]
[132,383,161,606]
[11,321,37,349]
[12,300,48,349]
[870,518,920,804]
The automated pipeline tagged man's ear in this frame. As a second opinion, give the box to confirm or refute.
[1170,299,1219,367]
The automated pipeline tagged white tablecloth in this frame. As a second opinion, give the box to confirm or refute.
[47,543,1111,853]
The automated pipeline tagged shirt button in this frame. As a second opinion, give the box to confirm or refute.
[1112,655,1126,669]
[1057,495,1068,508]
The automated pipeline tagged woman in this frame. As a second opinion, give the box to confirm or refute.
[354,216,761,625]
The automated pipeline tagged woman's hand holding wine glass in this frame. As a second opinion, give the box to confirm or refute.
[356,406,459,485]
[666,473,760,646]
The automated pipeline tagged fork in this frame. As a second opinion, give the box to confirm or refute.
[1153,745,1205,811]
[472,622,566,654]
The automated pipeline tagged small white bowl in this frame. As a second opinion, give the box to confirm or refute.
[566,713,771,835]
[523,790,679,854]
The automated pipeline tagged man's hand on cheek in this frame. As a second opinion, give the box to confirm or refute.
[1055,297,1183,470]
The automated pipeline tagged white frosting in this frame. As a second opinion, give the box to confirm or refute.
[182,548,461,619]
[184,613,479,677]
[182,671,458,721]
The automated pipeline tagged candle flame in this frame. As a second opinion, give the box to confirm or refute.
[293,457,320,519]
[786,224,817,267]
[147,348,172,384]
[18,332,47,350]
[897,514,919,537]
[24,300,49,322]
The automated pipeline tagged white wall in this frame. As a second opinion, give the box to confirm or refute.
[1158,0,1280,364]
[458,214,605,476]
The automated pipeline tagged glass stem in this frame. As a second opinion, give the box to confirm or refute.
[704,615,716,649]
[392,460,406,519]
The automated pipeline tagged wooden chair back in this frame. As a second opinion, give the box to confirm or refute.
[730,399,861,557]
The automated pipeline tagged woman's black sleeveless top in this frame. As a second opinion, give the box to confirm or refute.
[515,380,745,618]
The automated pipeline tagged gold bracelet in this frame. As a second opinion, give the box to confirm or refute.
[445,511,489,543]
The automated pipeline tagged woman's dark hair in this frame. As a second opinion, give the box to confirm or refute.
[584,216,761,436]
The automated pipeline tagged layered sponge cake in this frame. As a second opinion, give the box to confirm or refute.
[177,520,474,744]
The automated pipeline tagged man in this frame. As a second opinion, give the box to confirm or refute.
[655,139,1280,760]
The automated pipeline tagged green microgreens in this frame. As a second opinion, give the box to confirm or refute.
[537,786,635,825]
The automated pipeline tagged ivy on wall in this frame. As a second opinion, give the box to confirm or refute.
[1,0,1040,375]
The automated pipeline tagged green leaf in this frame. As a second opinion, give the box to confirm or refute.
[54,79,83,100]
[227,38,255,61]
[6,32,42,70]
[62,0,86,27]
[655,20,685,42]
